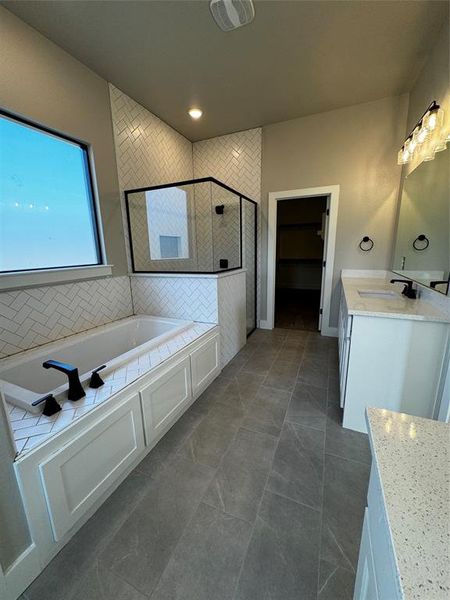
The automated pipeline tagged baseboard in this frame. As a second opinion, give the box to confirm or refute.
[258,320,272,330]
[4,543,40,600]
[321,326,338,338]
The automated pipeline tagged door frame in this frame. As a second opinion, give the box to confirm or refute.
[264,185,339,337]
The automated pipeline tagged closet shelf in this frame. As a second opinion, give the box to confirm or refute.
[277,222,322,230]
[277,258,323,265]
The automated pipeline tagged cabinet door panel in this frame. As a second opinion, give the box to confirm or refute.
[191,334,220,398]
[39,394,144,541]
[338,295,352,408]
[141,357,192,445]
[354,508,379,600]
[367,467,402,599]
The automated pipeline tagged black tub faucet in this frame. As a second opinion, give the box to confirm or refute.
[390,279,417,299]
[43,360,86,401]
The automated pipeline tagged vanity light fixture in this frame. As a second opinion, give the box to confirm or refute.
[188,108,203,120]
[398,101,448,165]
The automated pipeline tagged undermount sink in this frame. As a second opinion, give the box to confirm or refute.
[358,289,398,299]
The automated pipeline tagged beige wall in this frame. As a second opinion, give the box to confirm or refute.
[0,6,128,571]
[261,95,409,328]
[399,21,450,298]
[0,7,127,276]
[0,400,31,571]
[406,22,450,137]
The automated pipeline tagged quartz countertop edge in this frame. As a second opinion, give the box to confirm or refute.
[342,277,450,323]
[366,407,450,600]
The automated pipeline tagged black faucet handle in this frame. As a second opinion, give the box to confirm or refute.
[90,365,107,389]
[43,359,77,373]
[31,394,62,417]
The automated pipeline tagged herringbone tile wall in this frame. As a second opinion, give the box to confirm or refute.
[193,129,262,322]
[109,84,193,190]
[109,84,194,269]
[193,129,262,201]
[130,276,218,323]
[0,277,133,358]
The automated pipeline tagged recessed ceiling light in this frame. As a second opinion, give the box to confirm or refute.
[189,108,203,120]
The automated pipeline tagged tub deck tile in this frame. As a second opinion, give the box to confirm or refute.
[7,322,216,458]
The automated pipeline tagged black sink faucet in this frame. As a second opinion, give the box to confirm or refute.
[43,360,86,401]
[390,279,417,299]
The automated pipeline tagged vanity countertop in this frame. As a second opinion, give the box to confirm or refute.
[367,408,450,599]
[342,276,450,323]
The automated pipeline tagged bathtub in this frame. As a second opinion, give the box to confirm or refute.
[0,315,193,414]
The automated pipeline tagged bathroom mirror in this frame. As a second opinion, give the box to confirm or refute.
[392,147,450,294]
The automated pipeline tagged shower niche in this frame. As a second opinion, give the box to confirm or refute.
[125,177,257,333]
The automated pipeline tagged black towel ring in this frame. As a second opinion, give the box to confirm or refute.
[413,234,429,251]
[359,236,374,252]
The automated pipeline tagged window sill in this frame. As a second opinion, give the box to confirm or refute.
[0,265,113,292]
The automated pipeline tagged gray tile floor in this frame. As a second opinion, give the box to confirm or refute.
[21,329,371,600]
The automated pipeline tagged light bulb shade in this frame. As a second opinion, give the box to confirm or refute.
[397,148,408,165]
[434,138,448,152]
[421,138,436,161]
[424,107,444,133]
[398,102,446,166]
[417,127,428,143]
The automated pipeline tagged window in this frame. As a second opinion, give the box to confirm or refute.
[0,111,102,273]
[146,187,190,260]
[159,235,181,258]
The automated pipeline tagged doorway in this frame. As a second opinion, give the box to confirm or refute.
[275,196,327,330]
[265,185,339,336]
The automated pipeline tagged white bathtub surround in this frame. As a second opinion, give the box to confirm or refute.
[217,270,247,365]
[341,276,450,322]
[9,322,220,598]
[130,269,247,367]
[0,276,133,359]
[355,408,450,599]
[5,320,215,457]
[0,316,192,415]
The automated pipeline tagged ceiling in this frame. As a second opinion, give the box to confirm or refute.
[2,0,448,141]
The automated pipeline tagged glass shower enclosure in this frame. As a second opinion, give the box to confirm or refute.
[125,177,257,335]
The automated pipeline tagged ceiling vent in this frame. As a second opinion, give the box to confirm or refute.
[209,0,255,31]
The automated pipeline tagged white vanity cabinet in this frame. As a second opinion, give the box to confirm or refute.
[339,290,450,433]
[354,466,402,600]
[353,509,379,600]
